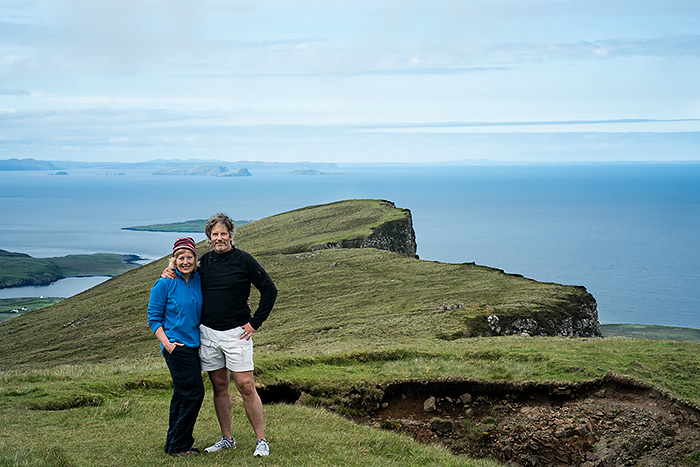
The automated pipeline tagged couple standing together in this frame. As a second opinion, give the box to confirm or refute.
[146,213,277,457]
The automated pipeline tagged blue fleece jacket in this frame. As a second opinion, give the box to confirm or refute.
[147,270,202,350]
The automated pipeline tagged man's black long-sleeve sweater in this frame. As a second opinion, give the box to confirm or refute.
[199,247,277,331]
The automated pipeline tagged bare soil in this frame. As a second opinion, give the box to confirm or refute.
[354,373,700,466]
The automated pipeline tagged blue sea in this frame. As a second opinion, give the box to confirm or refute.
[1,163,699,329]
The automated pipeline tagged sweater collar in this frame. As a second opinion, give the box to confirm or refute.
[175,268,198,280]
[213,246,236,259]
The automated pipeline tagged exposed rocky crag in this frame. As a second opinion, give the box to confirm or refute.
[311,200,418,257]
[485,297,602,338]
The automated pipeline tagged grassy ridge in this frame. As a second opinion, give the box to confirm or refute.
[1,199,699,466]
[238,199,409,254]
[0,250,62,288]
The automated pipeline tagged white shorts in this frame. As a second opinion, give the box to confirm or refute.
[199,324,254,372]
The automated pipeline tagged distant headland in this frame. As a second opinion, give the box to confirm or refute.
[123,219,251,232]
[0,250,143,290]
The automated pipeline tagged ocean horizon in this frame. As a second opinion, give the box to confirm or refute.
[1,162,699,329]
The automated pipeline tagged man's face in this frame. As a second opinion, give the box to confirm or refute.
[209,223,233,253]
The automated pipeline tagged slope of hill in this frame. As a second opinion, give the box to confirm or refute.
[0,199,597,369]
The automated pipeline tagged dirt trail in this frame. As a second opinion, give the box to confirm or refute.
[353,373,700,466]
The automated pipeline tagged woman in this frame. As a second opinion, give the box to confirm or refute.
[147,237,204,457]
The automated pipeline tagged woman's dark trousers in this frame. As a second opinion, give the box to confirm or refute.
[163,346,205,454]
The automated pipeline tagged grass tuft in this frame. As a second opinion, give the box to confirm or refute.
[27,394,104,411]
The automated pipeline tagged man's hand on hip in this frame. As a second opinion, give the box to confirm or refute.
[240,323,256,340]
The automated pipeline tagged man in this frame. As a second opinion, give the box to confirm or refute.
[164,213,277,457]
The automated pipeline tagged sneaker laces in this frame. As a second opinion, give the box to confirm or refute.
[213,437,233,448]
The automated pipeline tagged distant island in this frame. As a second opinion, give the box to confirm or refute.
[290,169,344,176]
[0,158,58,171]
[0,250,143,289]
[152,165,252,177]
[123,218,251,232]
[0,157,339,172]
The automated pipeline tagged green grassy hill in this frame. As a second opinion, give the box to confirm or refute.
[1,199,699,467]
[0,250,141,288]
[0,199,597,369]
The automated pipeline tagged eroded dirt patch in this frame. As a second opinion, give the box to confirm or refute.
[260,373,700,466]
[353,373,700,466]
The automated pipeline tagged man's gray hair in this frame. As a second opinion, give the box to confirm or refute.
[204,212,235,246]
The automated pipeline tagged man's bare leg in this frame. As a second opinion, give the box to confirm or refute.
[231,370,265,440]
[208,368,233,439]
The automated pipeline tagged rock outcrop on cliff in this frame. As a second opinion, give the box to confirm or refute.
[311,201,418,257]
[485,293,602,337]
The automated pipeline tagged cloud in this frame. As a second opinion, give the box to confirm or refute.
[4,1,698,81]
[356,118,700,135]
[0,89,30,96]
[546,34,700,59]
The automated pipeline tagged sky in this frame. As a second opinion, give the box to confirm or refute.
[1,0,700,163]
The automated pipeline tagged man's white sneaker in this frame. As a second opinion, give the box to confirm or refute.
[204,436,236,453]
[253,438,270,457]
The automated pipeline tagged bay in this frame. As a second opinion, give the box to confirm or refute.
[1,163,698,329]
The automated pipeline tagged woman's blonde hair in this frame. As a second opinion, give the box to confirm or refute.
[169,248,199,271]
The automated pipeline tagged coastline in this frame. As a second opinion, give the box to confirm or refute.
[0,251,145,290]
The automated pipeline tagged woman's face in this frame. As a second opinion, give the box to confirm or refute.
[175,251,196,276]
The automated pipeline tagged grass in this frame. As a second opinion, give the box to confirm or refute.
[1,199,699,466]
[1,337,699,465]
[0,362,498,467]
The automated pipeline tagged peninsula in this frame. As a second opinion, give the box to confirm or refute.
[123,218,251,232]
[0,250,142,289]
